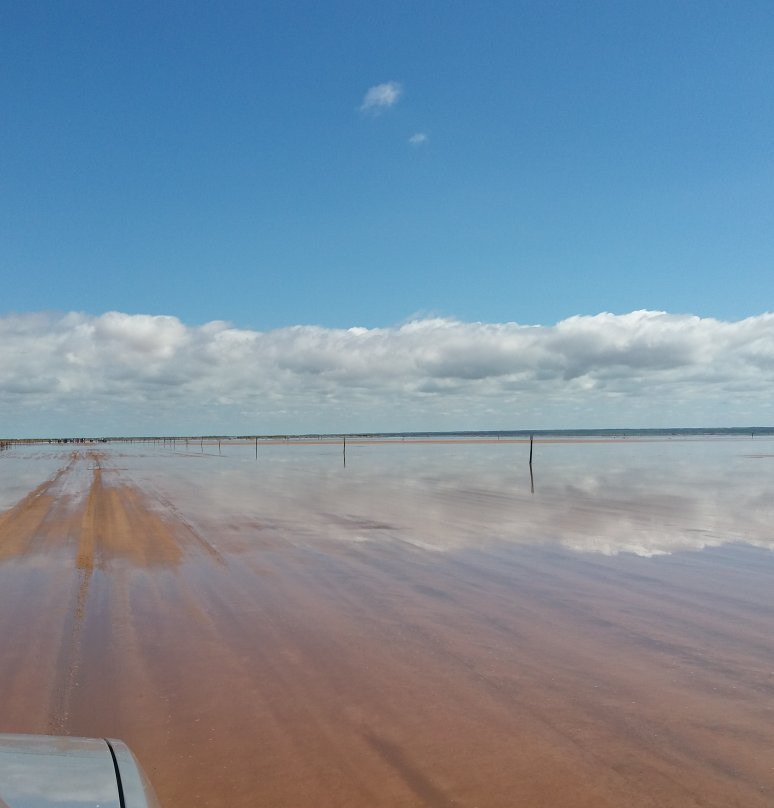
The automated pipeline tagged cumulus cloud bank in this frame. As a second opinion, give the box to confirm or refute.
[2,310,774,435]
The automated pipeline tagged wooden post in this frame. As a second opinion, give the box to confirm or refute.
[343,434,346,467]
[529,434,533,465]
[255,436,258,460]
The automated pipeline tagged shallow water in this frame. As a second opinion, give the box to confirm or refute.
[0,439,772,807]
[114,435,774,555]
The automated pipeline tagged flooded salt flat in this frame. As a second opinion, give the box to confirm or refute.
[0,438,773,807]
[111,435,774,556]
[0,447,81,511]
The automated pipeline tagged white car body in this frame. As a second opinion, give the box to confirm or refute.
[0,734,159,808]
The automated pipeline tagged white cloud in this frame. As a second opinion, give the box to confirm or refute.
[408,132,428,145]
[360,81,402,114]
[1,310,774,435]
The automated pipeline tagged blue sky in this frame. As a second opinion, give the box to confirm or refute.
[1,2,774,434]
[3,0,773,329]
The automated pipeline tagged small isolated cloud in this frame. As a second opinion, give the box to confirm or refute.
[360,81,402,114]
[408,132,428,146]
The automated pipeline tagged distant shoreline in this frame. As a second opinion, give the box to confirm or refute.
[3,426,773,445]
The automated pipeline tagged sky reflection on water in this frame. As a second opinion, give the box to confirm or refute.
[0,448,77,511]
[91,437,774,558]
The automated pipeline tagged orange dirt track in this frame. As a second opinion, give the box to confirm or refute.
[0,449,773,807]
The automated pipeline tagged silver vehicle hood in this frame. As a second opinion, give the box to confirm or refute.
[0,734,159,808]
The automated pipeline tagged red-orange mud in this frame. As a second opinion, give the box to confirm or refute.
[1,450,772,807]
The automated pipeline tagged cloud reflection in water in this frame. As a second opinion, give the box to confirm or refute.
[112,438,774,558]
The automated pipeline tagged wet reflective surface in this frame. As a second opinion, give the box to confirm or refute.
[118,436,774,556]
[0,439,773,807]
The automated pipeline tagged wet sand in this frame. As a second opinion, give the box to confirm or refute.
[0,445,773,807]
